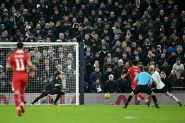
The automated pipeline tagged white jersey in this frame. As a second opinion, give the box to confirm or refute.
[151,71,165,89]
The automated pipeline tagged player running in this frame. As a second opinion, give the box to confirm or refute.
[6,42,35,116]
[31,70,65,105]
[123,67,159,108]
[123,61,147,103]
[148,65,183,107]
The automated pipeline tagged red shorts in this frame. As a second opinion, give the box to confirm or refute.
[12,73,28,91]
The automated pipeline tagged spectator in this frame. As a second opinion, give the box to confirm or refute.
[103,57,114,73]
[169,70,178,87]
[171,57,184,87]
[44,65,53,80]
[56,33,66,42]
[167,42,176,55]
[113,59,125,80]
[93,60,100,69]
[160,61,172,76]
[103,67,113,83]
[90,67,102,91]
[172,58,184,79]
[176,44,183,57]
[25,32,37,42]
[91,79,103,93]
[104,74,117,93]
[179,68,185,87]
[167,51,177,66]
[32,47,42,62]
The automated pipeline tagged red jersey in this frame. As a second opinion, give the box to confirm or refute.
[7,51,30,76]
[124,66,141,89]
[7,51,30,91]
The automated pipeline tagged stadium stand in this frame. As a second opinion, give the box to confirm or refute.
[0,0,184,93]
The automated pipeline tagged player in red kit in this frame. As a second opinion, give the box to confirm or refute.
[122,61,147,104]
[6,42,35,116]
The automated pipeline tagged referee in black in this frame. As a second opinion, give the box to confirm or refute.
[123,67,159,108]
[31,70,65,105]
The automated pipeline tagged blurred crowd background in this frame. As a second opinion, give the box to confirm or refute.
[0,0,184,93]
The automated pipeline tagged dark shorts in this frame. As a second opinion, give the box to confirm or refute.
[133,85,152,95]
[152,86,168,93]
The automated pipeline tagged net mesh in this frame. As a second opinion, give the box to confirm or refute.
[0,42,79,105]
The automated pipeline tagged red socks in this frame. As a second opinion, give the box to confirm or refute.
[14,94,19,107]
[20,92,25,103]
[137,93,145,100]
[14,92,24,107]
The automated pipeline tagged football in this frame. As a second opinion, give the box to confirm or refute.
[104,93,111,99]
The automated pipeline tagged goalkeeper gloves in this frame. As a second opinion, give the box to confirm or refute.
[55,84,61,87]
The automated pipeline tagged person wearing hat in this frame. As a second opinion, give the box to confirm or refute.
[104,74,117,93]
[31,70,65,105]
[113,59,125,80]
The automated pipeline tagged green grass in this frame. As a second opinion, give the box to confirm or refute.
[0,105,185,123]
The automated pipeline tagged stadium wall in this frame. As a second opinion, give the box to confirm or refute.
[0,93,184,105]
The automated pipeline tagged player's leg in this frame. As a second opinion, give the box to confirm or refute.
[144,86,159,108]
[123,86,139,108]
[150,92,159,108]
[53,89,65,105]
[19,89,25,113]
[145,95,152,107]
[20,89,25,104]
[19,81,27,113]
[131,85,138,105]
[31,91,48,104]
[20,76,28,104]
[12,79,22,116]
[13,90,20,107]
[19,76,28,113]
[125,91,135,107]
[19,88,25,113]
[164,91,182,107]
[54,92,62,105]
[136,93,146,103]
[14,90,23,116]
[132,85,144,105]
[146,87,159,107]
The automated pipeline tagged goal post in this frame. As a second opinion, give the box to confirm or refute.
[0,42,80,105]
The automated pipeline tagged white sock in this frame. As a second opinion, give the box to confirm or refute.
[170,94,179,102]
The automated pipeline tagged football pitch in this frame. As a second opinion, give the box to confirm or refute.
[0,105,185,123]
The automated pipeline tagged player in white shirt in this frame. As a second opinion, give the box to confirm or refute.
[149,65,182,107]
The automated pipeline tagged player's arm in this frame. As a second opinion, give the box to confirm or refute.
[27,60,35,70]
[148,75,153,87]
[123,68,131,78]
[26,54,36,78]
[27,54,35,71]
[6,55,12,70]
[6,63,12,69]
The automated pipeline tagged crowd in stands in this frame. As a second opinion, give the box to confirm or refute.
[0,0,185,93]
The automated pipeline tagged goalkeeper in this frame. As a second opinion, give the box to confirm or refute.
[31,70,65,105]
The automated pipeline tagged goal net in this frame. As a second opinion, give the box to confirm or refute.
[0,42,79,105]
